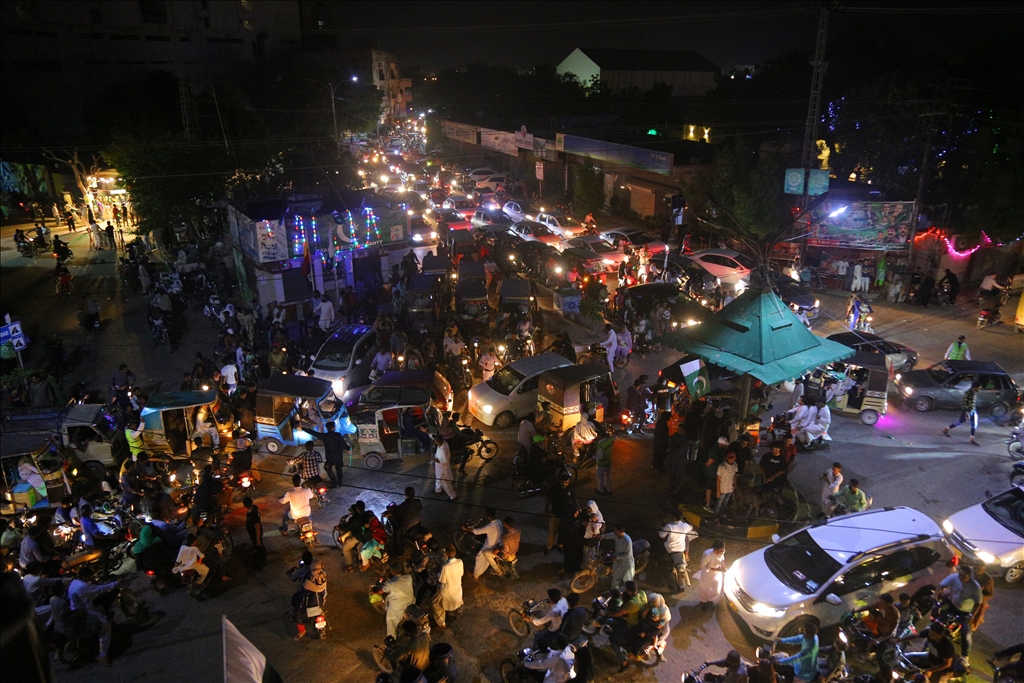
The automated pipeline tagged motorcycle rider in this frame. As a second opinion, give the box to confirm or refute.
[703,650,749,683]
[524,633,576,682]
[605,580,647,673]
[383,560,416,638]
[829,479,869,517]
[894,622,956,683]
[598,324,618,374]
[935,565,981,656]
[387,487,423,553]
[465,508,503,579]
[278,474,316,536]
[531,587,569,652]
[774,622,820,683]
[293,560,327,640]
[67,567,122,666]
[478,346,498,381]
[626,375,651,426]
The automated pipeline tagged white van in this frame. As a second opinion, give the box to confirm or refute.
[467,352,572,428]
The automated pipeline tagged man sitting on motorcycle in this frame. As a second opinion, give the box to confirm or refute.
[829,479,869,517]
[524,633,576,682]
[67,566,122,667]
[894,622,956,683]
[703,649,749,683]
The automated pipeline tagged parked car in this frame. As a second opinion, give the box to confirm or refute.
[894,360,1019,416]
[556,236,627,269]
[308,324,378,397]
[508,220,561,246]
[536,212,584,239]
[502,200,538,223]
[943,486,1024,583]
[599,227,668,255]
[467,353,573,428]
[725,507,954,639]
[621,283,709,329]
[470,209,513,230]
[476,175,513,192]
[411,181,432,200]
[442,197,478,221]
[685,249,753,289]
[827,332,918,372]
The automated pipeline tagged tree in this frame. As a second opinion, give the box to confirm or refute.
[572,160,604,217]
[42,149,100,203]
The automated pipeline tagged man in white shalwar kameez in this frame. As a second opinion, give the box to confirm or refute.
[468,509,503,579]
[433,544,464,628]
[697,540,727,611]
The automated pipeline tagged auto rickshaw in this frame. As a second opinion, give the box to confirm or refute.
[349,393,433,470]
[139,389,232,456]
[455,278,492,337]
[498,278,536,315]
[535,364,620,434]
[421,253,449,279]
[254,374,352,454]
[407,272,444,328]
[457,260,487,285]
[448,229,478,264]
[806,351,892,425]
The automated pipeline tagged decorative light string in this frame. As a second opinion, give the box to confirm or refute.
[292,215,306,257]
[915,226,1023,257]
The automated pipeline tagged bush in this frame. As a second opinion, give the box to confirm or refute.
[580,297,605,322]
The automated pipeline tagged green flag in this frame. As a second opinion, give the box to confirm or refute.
[680,358,710,399]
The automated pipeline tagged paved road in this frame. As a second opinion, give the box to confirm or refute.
[3,223,1021,682]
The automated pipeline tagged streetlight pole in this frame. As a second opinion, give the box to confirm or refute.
[308,79,341,155]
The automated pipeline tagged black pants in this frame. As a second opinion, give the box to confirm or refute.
[324,460,343,486]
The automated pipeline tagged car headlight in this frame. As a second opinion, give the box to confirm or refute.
[603,259,614,265]
[431,231,438,239]
[331,379,345,395]
[903,386,914,396]
[975,551,996,564]
[942,519,954,534]
[814,299,820,308]
[483,405,493,414]
[895,373,902,381]
[751,602,787,618]
[413,234,423,241]
[687,319,698,326]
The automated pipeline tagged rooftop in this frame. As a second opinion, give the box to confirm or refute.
[578,48,719,74]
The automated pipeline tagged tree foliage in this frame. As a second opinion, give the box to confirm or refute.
[572,160,604,217]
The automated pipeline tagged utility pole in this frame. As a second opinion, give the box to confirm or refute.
[308,80,342,156]
[800,2,834,210]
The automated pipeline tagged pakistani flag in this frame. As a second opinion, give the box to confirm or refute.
[680,358,710,399]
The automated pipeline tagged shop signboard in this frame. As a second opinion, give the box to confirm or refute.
[228,206,288,264]
[534,137,559,161]
[557,134,673,174]
[514,126,534,149]
[480,129,519,157]
[807,201,916,250]
[440,120,479,144]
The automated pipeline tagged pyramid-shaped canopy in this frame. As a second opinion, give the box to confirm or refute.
[662,287,853,385]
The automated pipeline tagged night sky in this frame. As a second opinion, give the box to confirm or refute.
[336,1,1021,72]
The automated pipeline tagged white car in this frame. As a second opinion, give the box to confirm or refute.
[411,181,432,200]
[599,227,667,255]
[467,167,499,182]
[509,221,561,246]
[685,249,754,289]
[725,507,954,639]
[467,353,572,428]
[556,236,627,268]
[476,175,513,192]
[535,212,584,238]
[308,324,378,397]
[943,486,1024,583]
[502,200,538,223]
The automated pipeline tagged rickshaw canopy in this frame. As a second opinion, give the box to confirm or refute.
[537,364,611,402]
[457,261,487,282]
[421,254,449,275]
[499,278,532,300]
[140,390,219,415]
[456,280,488,300]
[409,273,444,292]
[258,374,334,400]
[449,230,476,250]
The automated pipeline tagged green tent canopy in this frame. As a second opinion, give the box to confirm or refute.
[660,287,854,386]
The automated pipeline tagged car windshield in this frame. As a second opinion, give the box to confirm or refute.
[763,530,842,595]
[312,341,353,370]
[589,241,616,254]
[982,488,1024,537]
[624,232,651,245]
[534,225,554,237]
[557,216,581,227]
[487,365,526,396]
[734,253,756,269]
[927,362,955,384]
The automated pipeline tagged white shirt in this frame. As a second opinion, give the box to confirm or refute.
[836,260,848,275]
[279,486,315,519]
[816,404,832,428]
[517,420,537,450]
[533,596,568,632]
[980,275,1000,291]
[318,299,335,324]
[434,441,452,468]
[471,519,503,552]
[660,520,695,554]
[172,545,204,574]
[220,364,238,385]
[824,469,844,496]
[717,461,738,494]
[600,328,617,351]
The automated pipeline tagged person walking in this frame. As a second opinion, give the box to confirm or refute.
[305,421,349,487]
[697,539,727,611]
[601,524,634,590]
[104,221,116,250]
[944,335,971,361]
[242,496,265,568]
[593,425,614,494]
[433,544,464,629]
[942,381,981,446]
[820,463,844,517]
[431,434,457,500]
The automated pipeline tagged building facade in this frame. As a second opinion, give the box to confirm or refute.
[557,48,719,97]
[371,49,412,123]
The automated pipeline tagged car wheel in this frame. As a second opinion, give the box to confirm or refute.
[779,615,819,638]
[82,460,108,482]
[913,396,933,412]
[990,402,1009,419]
[363,452,384,470]
[493,411,514,429]
[860,409,879,426]
[901,360,916,372]
[262,438,283,454]
[1005,562,1024,584]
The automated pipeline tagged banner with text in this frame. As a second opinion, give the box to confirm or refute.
[556,134,672,174]
[533,137,559,161]
[807,201,916,250]
[480,129,519,157]
[440,120,479,145]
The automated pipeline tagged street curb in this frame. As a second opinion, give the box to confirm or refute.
[678,505,779,540]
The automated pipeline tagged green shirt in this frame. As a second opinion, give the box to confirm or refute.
[835,486,868,512]
[622,590,648,627]
[961,388,978,412]
[594,436,614,468]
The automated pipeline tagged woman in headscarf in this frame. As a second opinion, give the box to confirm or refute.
[583,500,605,566]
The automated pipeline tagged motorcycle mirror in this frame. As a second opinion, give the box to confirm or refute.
[825,593,843,606]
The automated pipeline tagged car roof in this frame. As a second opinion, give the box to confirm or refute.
[691,248,742,258]
[802,507,942,566]
[506,352,574,375]
[937,360,1008,374]
[63,403,105,427]
[608,227,644,234]
[324,324,374,346]
[827,332,885,346]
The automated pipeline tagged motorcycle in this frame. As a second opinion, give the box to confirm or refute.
[55,585,143,665]
[499,645,578,682]
[570,540,651,594]
[978,308,1002,330]
[577,342,629,369]
[445,412,499,468]
[619,406,654,435]
[296,516,318,551]
[576,591,662,667]
[510,445,579,498]
[507,597,550,637]
[445,352,473,391]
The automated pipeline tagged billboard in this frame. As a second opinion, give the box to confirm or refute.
[440,120,478,144]
[556,134,673,174]
[534,137,559,161]
[807,201,916,250]
[514,126,534,149]
[480,129,519,156]
[228,206,288,264]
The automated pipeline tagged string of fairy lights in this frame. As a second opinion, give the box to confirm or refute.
[288,208,384,260]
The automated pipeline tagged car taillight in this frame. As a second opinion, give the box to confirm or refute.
[146,569,155,576]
